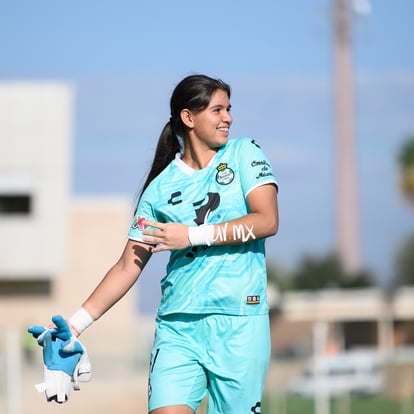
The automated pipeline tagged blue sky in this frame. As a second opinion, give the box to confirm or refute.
[1,1,414,312]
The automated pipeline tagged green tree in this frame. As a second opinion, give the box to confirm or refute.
[289,253,374,291]
[398,136,414,206]
[393,136,414,286]
[266,261,292,291]
[395,234,414,286]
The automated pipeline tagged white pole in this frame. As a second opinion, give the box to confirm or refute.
[6,327,21,414]
[333,0,361,274]
[313,321,330,414]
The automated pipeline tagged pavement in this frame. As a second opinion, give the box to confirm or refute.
[0,353,296,414]
[1,355,149,414]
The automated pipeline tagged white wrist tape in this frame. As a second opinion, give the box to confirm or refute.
[188,224,215,246]
[69,308,94,335]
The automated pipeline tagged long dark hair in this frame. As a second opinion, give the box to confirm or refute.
[137,74,231,203]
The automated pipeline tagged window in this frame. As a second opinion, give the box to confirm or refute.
[0,279,51,296]
[0,194,31,214]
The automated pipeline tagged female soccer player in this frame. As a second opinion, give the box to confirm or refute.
[54,74,278,413]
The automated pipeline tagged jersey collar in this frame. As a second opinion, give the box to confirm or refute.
[173,152,217,176]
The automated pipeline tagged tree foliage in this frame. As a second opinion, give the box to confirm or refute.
[290,253,373,291]
[398,136,414,169]
[267,252,374,292]
[395,233,414,286]
[398,136,414,206]
[266,261,292,291]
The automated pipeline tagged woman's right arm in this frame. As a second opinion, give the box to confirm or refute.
[71,239,153,334]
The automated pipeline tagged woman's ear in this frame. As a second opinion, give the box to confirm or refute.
[180,109,194,128]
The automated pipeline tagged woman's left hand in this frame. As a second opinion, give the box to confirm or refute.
[142,220,191,252]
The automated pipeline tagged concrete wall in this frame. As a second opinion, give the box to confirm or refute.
[0,82,72,278]
[0,197,154,414]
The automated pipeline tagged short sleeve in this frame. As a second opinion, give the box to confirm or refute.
[128,195,157,242]
[237,138,278,197]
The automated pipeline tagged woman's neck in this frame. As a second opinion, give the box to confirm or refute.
[181,142,218,170]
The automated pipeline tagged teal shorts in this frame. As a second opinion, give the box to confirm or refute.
[148,313,270,414]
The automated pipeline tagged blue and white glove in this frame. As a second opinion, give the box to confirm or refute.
[28,315,92,403]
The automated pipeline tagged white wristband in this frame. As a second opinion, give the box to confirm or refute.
[69,307,94,335]
[188,224,215,246]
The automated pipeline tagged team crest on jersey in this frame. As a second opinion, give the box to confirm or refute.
[215,163,234,185]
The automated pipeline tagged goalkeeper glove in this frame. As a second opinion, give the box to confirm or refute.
[28,315,92,403]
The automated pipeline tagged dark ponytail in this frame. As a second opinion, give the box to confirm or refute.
[138,121,181,202]
[136,74,231,206]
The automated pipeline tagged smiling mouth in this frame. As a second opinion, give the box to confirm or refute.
[217,127,229,132]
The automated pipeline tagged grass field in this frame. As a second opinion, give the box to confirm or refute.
[262,394,414,414]
[195,393,414,413]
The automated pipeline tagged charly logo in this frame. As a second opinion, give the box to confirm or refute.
[148,379,152,399]
[251,402,261,413]
[215,163,234,185]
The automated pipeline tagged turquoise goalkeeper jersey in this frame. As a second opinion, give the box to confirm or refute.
[128,137,278,316]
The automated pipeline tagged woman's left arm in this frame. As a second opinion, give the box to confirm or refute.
[143,183,278,252]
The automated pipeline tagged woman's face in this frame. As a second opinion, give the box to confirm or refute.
[187,89,232,149]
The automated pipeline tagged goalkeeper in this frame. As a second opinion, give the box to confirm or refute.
[29,74,279,414]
